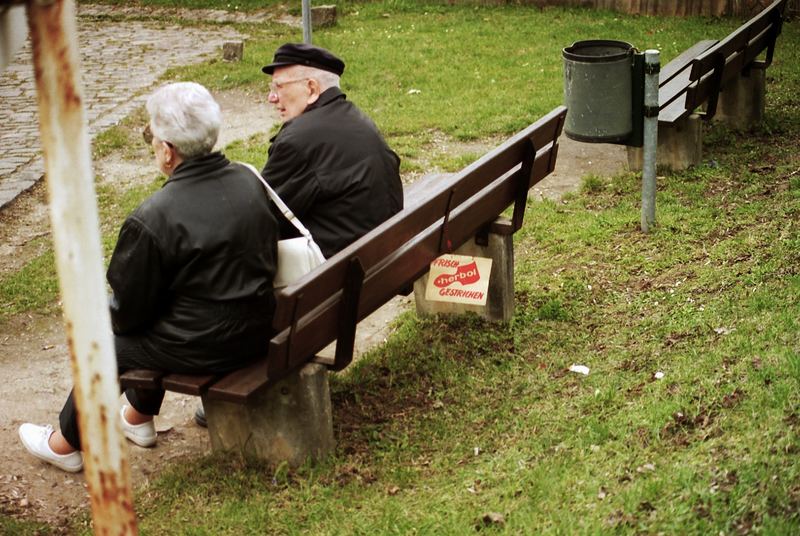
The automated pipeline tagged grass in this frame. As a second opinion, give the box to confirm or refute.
[3,2,800,533]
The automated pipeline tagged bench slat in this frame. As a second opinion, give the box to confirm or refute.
[659,95,691,124]
[659,39,717,86]
[659,67,694,110]
[161,373,219,396]
[205,357,269,403]
[119,369,163,390]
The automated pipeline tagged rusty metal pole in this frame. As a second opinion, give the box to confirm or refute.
[26,0,137,533]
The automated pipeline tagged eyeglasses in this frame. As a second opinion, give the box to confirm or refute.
[269,78,308,93]
[142,124,173,148]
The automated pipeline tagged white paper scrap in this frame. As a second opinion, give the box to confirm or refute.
[569,364,590,375]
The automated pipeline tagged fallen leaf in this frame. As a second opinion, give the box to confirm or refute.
[480,512,505,526]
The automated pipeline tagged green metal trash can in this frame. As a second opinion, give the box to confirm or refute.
[563,40,635,143]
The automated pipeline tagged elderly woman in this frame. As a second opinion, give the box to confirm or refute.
[18,82,278,472]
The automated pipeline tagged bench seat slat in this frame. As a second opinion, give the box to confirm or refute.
[119,369,163,390]
[161,373,219,395]
[205,357,269,403]
[659,67,693,110]
[659,96,691,124]
[659,39,717,86]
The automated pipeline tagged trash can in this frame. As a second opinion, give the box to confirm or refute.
[563,40,635,143]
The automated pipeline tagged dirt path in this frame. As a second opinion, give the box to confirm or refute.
[0,83,627,527]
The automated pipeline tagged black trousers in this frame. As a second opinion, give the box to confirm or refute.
[59,336,171,450]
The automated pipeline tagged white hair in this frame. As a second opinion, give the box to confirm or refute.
[146,82,221,159]
[291,65,341,91]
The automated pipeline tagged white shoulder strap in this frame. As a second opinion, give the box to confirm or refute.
[239,161,315,240]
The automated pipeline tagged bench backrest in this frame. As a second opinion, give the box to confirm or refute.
[242,106,568,390]
[268,106,567,376]
[687,0,787,116]
[657,0,786,124]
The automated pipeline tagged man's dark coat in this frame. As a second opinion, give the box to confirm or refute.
[107,153,278,371]
[261,87,403,258]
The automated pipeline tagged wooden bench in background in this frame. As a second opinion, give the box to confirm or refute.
[629,0,787,170]
[121,106,568,466]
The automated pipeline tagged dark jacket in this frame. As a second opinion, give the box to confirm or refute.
[261,87,403,258]
[106,152,278,372]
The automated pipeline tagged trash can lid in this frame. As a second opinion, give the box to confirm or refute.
[562,40,634,62]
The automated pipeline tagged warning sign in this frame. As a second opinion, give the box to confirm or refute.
[424,254,493,306]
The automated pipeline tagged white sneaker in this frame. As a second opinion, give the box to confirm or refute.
[120,405,157,448]
[18,423,83,473]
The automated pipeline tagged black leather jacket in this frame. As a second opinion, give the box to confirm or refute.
[262,87,403,258]
[106,152,278,371]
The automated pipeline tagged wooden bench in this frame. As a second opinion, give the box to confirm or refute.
[629,0,787,170]
[120,105,568,466]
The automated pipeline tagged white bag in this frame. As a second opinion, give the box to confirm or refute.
[240,163,326,287]
[274,236,325,287]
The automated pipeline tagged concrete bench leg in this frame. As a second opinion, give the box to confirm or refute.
[627,113,703,171]
[202,362,334,467]
[714,67,765,130]
[413,217,514,322]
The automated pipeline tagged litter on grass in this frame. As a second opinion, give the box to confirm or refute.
[569,364,590,375]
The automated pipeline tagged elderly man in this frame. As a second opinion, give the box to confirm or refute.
[193,43,403,427]
[260,42,403,258]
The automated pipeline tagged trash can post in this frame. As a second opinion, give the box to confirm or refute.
[641,49,660,233]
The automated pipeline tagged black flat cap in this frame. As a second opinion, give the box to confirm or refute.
[262,43,345,76]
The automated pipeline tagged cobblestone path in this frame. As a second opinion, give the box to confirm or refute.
[0,12,244,209]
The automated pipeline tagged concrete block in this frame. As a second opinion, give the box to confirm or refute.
[413,217,514,323]
[311,5,337,28]
[222,41,244,62]
[714,68,765,130]
[627,113,702,171]
[202,362,334,467]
